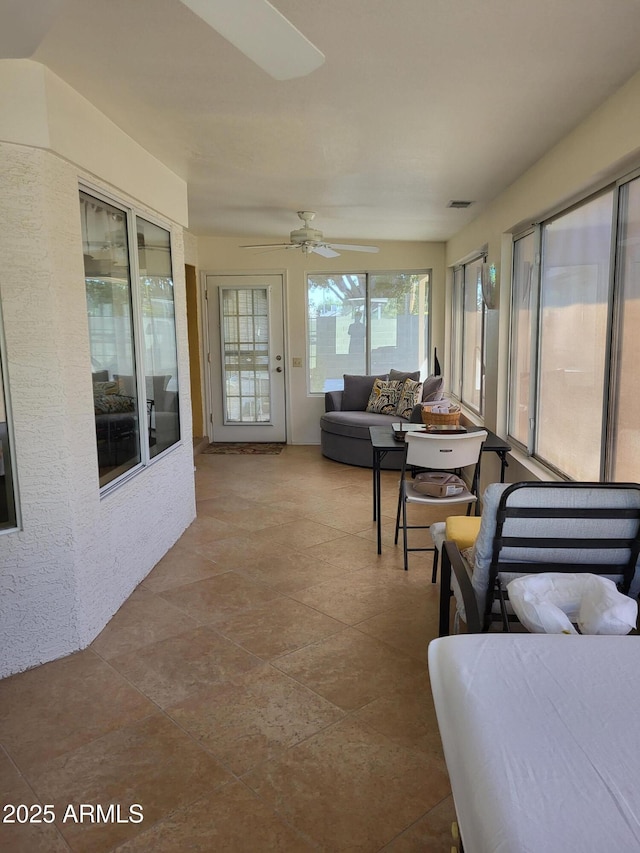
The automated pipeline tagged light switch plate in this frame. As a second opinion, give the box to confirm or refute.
[292,357,302,368]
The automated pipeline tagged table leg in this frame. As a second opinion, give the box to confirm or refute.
[375,450,383,554]
[499,451,508,483]
[372,447,378,522]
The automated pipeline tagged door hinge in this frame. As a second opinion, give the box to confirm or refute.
[204,288,208,300]
[207,352,211,364]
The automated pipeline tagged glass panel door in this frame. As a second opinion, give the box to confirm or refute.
[206,274,286,442]
[220,286,271,424]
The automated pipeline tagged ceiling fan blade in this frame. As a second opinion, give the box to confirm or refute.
[312,245,340,259]
[240,243,292,249]
[179,0,325,80]
[327,244,380,253]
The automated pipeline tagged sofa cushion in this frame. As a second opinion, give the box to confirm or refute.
[365,379,404,414]
[422,374,445,402]
[342,373,388,411]
[389,369,420,383]
[321,410,402,441]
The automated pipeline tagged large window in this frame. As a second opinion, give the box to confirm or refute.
[451,256,486,414]
[508,177,640,481]
[0,303,17,530]
[307,271,431,393]
[508,231,536,445]
[81,190,180,489]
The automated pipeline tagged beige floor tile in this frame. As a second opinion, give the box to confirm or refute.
[28,713,230,853]
[200,501,305,532]
[290,569,422,625]
[0,809,70,853]
[158,571,282,624]
[303,505,379,535]
[0,746,22,795]
[236,550,347,594]
[248,518,347,550]
[2,447,461,853]
[0,651,154,774]
[214,597,345,659]
[381,796,457,852]
[108,625,262,707]
[350,680,448,766]
[244,716,451,852]
[90,587,199,659]
[140,544,226,592]
[353,594,439,662]
[116,781,317,852]
[168,664,344,775]
[175,514,244,548]
[300,533,384,571]
[273,628,427,710]
[190,532,295,565]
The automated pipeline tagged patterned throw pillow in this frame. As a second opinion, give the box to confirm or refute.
[93,380,119,396]
[94,394,135,414]
[365,379,404,414]
[395,378,423,419]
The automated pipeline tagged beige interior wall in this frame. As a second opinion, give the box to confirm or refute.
[0,59,188,227]
[195,238,446,445]
[185,263,205,438]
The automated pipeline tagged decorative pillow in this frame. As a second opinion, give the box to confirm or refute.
[395,378,423,419]
[445,516,482,550]
[365,379,404,414]
[342,374,388,411]
[94,394,135,414]
[389,369,420,383]
[422,374,445,402]
[93,380,119,396]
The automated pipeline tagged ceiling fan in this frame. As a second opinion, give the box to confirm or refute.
[241,212,380,258]
[179,0,325,80]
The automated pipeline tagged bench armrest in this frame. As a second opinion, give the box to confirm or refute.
[439,540,482,636]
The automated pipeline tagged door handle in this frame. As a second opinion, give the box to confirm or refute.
[276,366,283,373]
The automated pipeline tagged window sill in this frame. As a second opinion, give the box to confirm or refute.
[505,445,565,483]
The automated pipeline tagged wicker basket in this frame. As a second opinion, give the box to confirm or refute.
[421,407,461,426]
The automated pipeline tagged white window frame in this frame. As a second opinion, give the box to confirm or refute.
[506,174,640,482]
[80,184,181,493]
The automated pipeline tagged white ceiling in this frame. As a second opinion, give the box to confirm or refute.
[5,0,640,242]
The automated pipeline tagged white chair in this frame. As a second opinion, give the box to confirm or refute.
[396,430,487,572]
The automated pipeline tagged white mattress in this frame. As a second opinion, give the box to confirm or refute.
[428,634,640,853]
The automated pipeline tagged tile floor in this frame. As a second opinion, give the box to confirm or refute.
[0,446,458,852]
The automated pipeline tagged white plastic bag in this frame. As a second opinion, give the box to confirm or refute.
[507,573,638,635]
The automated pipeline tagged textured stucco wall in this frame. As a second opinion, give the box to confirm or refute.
[0,142,195,678]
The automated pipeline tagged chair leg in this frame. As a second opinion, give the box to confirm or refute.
[432,547,439,584]
[402,488,409,571]
[394,478,403,545]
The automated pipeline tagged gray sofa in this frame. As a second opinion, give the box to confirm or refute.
[320,371,444,469]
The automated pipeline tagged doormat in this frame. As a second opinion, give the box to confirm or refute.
[202,442,285,455]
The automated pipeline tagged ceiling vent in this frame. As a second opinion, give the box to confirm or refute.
[448,200,474,209]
